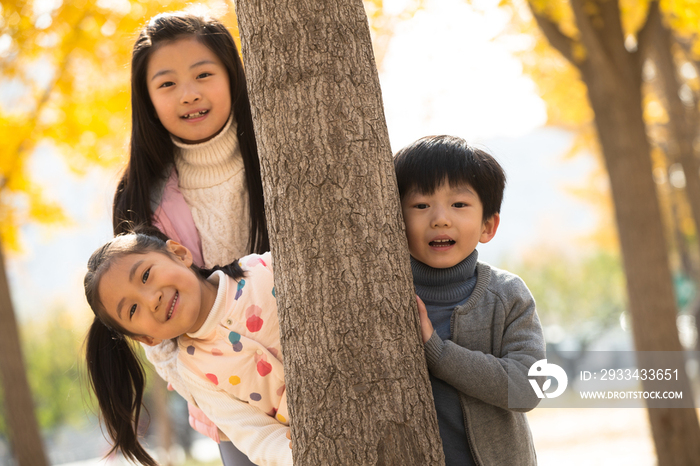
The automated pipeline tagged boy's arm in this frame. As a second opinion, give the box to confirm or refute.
[419,277,545,412]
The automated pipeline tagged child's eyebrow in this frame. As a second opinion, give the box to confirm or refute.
[150,69,174,82]
[129,260,145,282]
[150,60,218,82]
[116,259,145,320]
[117,298,125,320]
[189,59,217,69]
[452,185,476,196]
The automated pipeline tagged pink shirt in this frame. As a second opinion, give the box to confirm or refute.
[152,167,205,267]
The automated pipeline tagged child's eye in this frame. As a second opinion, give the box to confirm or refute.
[414,203,429,209]
[158,81,175,89]
[453,202,468,208]
[142,268,150,284]
[129,304,136,319]
[197,72,212,79]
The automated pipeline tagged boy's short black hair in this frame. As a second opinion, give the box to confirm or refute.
[393,135,506,222]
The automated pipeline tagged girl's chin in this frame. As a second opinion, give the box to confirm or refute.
[178,134,216,144]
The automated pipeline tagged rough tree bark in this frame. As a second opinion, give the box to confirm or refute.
[530,0,700,463]
[233,1,445,464]
[0,245,48,466]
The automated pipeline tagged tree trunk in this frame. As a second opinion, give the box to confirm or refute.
[668,180,697,280]
[649,8,700,279]
[530,0,700,463]
[233,1,445,464]
[0,245,48,466]
[583,66,700,466]
[647,9,700,348]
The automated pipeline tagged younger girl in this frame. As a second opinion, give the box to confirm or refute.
[85,232,290,466]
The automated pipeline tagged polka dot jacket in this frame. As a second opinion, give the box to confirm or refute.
[177,252,289,425]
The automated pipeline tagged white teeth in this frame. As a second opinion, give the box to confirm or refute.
[182,110,207,119]
[168,292,178,319]
[433,239,452,243]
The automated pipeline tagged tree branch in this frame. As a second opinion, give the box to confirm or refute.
[0,10,89,193]
[569,0,615,71]
[636,0,659,71]
[528,5,577,66]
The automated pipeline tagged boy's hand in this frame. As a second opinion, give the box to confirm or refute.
[416,295,434,344]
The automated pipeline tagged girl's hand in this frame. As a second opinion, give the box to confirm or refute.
[286,429,292,449]
[188,402,221,443]
[416,295,433,344]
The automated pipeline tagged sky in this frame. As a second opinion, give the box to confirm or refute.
[6,0,598,322]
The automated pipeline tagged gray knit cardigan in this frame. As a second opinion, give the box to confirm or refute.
[422,261,546,466]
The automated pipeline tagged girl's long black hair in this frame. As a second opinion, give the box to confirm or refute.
[113,12,269,254]
[84,229,244,465]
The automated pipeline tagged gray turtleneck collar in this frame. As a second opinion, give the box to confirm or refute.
[411,249,479,307]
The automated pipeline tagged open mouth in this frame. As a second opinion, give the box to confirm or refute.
[429,239,456,248]
[181,110,208,119]
[167,291,179,320]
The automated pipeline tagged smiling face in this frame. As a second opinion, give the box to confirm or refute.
[97,241,217,346]
[147,36,232,144]
[401,181,500,269]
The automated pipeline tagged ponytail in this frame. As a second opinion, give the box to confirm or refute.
[85,318,157,466]
[196,261,245,282]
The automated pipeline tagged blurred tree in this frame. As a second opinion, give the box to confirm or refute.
[645,10,700,343]
[504,0,700,462]
[648,11,700,268]
[511,0,700,279]
[0,247,46,464]
[20,310,93,433]
[0,0,192,462]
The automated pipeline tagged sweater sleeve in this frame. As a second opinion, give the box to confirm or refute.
[180,364,293,466]
[424,274,545,412]
[142,339,196,404]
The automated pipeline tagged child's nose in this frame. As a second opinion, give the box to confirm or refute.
[148,291,163,312]
[181,85,201,104]
[431,208,451,228]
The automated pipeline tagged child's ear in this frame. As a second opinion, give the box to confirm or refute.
[133,335,162,347]
[166,240,193,267]
[479,213,500,244]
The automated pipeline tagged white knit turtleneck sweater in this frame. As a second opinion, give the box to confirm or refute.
[171,115,250,267]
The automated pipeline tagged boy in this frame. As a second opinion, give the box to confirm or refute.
[394,135,545,466]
